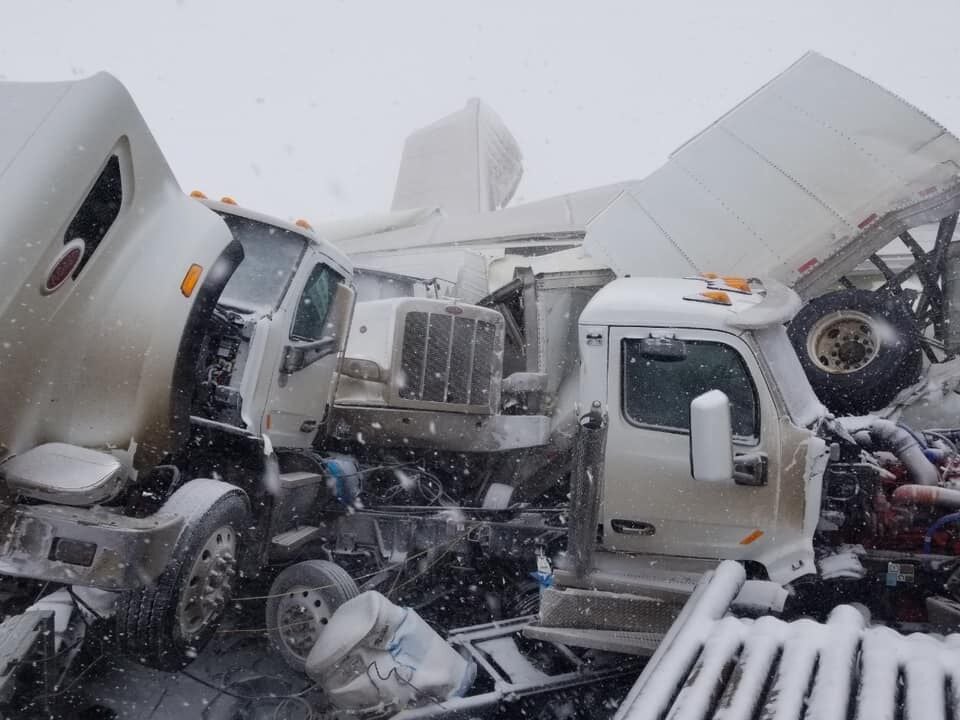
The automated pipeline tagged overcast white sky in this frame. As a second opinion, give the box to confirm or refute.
[4,1,960,223]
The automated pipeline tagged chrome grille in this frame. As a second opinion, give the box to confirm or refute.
[399,311,498,408]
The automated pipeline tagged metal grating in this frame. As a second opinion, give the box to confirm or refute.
[399,311,497,408]
[616,561,960,720]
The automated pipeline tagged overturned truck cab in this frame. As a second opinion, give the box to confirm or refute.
[0,73,242,590]
[0,73,357,670]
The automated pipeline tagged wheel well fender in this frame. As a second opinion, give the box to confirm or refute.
[159,478,250,523]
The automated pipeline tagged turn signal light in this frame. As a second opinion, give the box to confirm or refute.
[180,264,203,297]
[683,290,732,306]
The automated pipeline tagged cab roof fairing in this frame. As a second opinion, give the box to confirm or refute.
[578,277,800,331]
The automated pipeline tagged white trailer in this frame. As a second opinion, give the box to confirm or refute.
[327,52,960,416]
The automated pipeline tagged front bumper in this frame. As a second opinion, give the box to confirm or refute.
[0,501,184,590]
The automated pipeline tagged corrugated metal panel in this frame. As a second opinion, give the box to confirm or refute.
[616,561,960,720]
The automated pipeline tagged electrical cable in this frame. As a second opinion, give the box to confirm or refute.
[364,659,448,711]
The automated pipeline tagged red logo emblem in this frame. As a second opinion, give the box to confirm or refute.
[44,240,86,294]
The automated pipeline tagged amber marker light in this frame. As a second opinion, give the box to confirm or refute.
[701,290,732,305]
[721,276,752,293]
[180,264,203,297]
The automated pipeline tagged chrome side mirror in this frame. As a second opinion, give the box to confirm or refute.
[330,283,356,351]
[690,390,734,482]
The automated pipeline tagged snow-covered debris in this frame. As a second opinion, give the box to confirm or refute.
[615,560,960,720]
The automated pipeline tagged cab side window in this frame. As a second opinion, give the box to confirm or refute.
[622,338,759,442]
[64,154,123,278]
[291,264,342,341]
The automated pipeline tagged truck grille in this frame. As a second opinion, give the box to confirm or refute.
[399,311,498,408]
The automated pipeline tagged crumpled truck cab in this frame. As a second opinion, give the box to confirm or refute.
[0,73,240,591]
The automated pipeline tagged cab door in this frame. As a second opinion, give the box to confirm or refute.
[600,327,781,561]
[261,257,353,448]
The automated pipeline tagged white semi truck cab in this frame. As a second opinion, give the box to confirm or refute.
[556,272,960,633]
[187,197,355,449]
[574,275,826,585]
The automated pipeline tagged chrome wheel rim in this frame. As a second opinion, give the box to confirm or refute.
[806,310,880,374]
[177,524,237,637]
[276,585,332,659]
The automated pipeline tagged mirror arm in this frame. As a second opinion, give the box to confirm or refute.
[282,336,337,374]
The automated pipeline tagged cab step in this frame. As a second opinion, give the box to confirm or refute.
[270,525,320,552]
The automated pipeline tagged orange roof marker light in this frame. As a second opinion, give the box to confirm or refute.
[295,218,313,231]
[719,276,752,293]
[683,289,733,306]
[189,190,207,199]
[180,264,203,298]
[220,196,238,205]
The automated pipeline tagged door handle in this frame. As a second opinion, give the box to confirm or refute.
[611,519,656,536]
[734,452,768,486]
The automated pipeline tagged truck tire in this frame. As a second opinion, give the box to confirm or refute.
[115,481,249,670]
[266,560,359,673]
[788,289,922,415]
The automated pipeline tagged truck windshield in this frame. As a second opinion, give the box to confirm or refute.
[217,213,307,313]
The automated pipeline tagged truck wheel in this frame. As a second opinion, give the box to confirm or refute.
[266,560,359,673]
[115,485,248,670]
[788,289,922,415]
